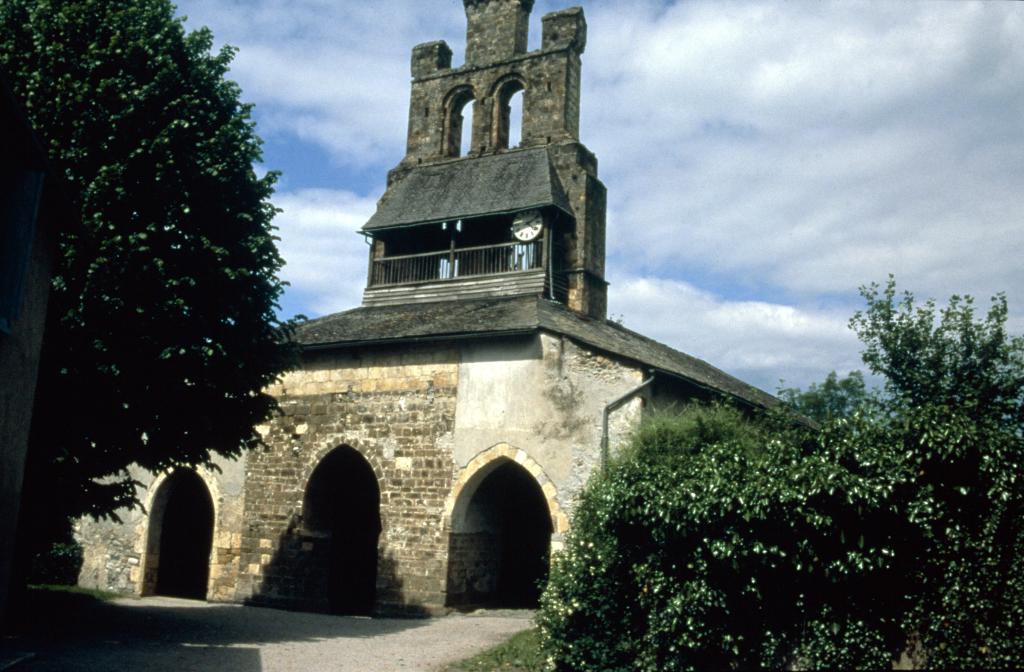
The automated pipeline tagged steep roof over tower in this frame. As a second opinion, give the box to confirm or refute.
[364,148,572,231]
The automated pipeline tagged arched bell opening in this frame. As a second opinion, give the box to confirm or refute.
[143,469,214,600]
[492,78,526,150]
[507,88,524,148]
[302,446,382,615]
[446,458,553,609]
[444,86,476,158]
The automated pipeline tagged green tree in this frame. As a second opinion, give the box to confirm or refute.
[850,278,1024,668]
[778,370,869,423]
[0,0,295,559]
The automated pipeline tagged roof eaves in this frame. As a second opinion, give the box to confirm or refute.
[298,327,540,351]
[362,200,574,234]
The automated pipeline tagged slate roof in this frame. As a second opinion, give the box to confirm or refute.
[293,295,778,410]
[363,148,573,231]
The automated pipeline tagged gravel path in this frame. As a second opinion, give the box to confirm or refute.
[5,596,534,672]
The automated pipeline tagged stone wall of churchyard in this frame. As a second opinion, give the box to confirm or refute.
[234,342,460,615]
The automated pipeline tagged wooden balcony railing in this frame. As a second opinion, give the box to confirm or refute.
[370,240,543,287]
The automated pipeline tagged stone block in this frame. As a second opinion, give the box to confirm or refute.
[542,7,586,53]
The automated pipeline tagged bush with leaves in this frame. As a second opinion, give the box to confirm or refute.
[539,278,1024,670]
[0,0,296,566]
[851,280,1024,668]
[538,405,910,670]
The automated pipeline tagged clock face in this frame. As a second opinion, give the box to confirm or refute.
[512,211,543,242]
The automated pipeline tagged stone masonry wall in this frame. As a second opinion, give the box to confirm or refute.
[452,332,644,521]
[446,531,500,603]
[235,343,459,615]
[75,331,681,613]
[402,7,585,163]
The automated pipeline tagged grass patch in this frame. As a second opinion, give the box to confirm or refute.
[445,628,547,671]
[28,584,121,601]
[5,585,124,636]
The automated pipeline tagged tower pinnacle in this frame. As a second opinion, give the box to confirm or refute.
[463,0,535,66]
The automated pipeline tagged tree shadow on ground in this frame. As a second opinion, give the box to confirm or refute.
[3,587,437,672]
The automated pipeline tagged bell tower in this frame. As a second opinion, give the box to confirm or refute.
[361,0,607,319]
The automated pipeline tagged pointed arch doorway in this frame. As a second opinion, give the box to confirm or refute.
[143,469,214,599]
[303,446,382,615]
[447,458,553,608]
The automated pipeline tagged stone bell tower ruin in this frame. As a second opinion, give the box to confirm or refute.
[75,0,775,617]
[364,0,607,319]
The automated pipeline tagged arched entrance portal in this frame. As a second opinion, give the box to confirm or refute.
[303,446,381,615]
[144,469,214,599]
[447,459,553,608]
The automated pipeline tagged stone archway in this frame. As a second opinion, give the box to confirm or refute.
[142,469,214,599]
[303,445,382,615]
[445,446,563,609]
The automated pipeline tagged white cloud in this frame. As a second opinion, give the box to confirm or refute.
[272,189,376,315]
[609,276,862,391]
[585,1,1024,306]
[175,0,1024,390]
[175,0,465,165]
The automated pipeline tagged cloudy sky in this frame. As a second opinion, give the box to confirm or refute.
[173,0,1023,393]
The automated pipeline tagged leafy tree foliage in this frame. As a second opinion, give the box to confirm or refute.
[778,370,868,423]
[851,279,1024,668]
[539,278,1024,669]
[0,0,294,545]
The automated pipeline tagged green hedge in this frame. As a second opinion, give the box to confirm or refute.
[538,406,908,670]
[538,282,1024,670]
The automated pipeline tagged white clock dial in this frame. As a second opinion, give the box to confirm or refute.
[512,211,543,242]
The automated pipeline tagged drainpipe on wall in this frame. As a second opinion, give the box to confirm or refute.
[601,374,655,470]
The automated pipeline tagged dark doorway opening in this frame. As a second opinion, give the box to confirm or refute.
[447,459,552,608]
[152,469,214,599]
[304,446,382,615]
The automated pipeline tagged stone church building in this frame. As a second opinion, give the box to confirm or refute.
[77,0,775,615]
